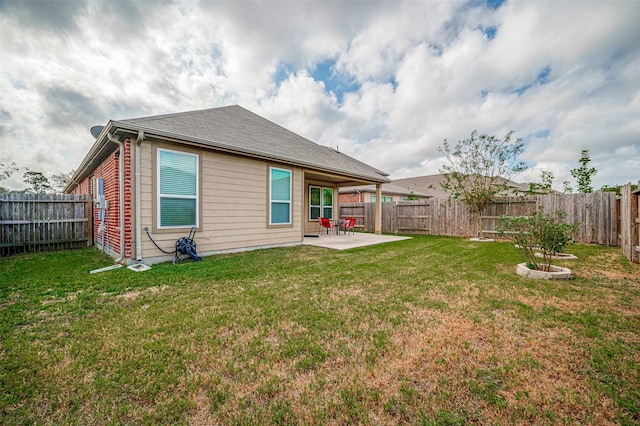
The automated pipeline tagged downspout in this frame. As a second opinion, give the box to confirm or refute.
[135,131,144,261]
[375,183,382,235]
[107,132,126,264]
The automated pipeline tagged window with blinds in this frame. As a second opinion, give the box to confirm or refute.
[158,149,199,228]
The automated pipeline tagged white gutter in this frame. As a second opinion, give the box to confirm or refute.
[135,131,144,261]
[107,132,126,264]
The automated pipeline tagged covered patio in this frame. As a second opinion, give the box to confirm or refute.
[303,232,411,250]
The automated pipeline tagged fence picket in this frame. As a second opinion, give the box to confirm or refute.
[1,193,91,256]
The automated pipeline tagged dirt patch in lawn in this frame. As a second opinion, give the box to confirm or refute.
[116,285,169,301]
[358,308,615,424]
[200,304,621,425]
[572,252,640,281]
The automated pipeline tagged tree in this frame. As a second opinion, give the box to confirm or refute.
[439,130,527,239]
[498,209,579,272]
[562,180,573,194]
[601,183,638,195]
[50,170,75,193]
[570,149,597,193]
[539,170,554,193]
[23,170,52,194]
[528,170,554,194]
[1,159,19,182]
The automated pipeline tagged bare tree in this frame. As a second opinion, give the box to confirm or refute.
[439,130,527,239]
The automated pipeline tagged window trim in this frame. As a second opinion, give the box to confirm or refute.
[269,166,292,226]
[156,147,200,229]
[309,186,322,221]
[309,185,334,220]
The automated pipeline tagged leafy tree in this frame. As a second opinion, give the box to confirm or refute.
[50,170,75,193]
[562,180,573,194]
[528,170,554,194]
[1,159,19,182]
[408,191,418,200]
[23,170,52,194]
[439,130,527,239]
[601,183,638,195]
[498,209,579,272]
[570,149,597,193]
[539,170,554,193]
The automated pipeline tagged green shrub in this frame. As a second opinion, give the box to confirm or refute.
[498,209,579,271]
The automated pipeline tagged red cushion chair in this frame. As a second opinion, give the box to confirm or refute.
[319,217,335,235]
[340,217,356,235]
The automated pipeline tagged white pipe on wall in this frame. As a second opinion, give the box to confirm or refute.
[135,131,144,261]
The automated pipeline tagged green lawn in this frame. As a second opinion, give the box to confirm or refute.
[1,236,638,425]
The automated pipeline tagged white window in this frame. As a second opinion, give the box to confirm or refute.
[270,167,291,225]
[157,148,199,228]
[309,186,333,220]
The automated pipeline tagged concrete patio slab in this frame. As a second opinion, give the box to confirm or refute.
[303,232,411,250]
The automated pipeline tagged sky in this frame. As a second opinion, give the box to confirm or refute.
[1,0,639,192]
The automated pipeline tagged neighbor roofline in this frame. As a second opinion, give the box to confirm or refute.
[339,185,431,197]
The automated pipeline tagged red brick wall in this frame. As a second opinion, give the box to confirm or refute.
[339,192,364,203]
[71,140,133,260]
[123,139,132,259]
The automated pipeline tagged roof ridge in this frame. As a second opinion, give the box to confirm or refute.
[120,104,242,123]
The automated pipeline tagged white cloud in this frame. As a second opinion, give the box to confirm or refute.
[257,71,339,141]
[0,0,638,192]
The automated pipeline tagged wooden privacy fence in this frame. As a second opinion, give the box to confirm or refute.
[0,193,91,256]
[619,182,640,263]
[339,192,618,245]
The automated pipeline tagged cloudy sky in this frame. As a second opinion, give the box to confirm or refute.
[1,0,638,191]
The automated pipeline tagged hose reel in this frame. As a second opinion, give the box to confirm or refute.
[145,226,202,264]
[173,228,202,264]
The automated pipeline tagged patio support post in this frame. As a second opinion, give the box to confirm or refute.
[375,183,382,235]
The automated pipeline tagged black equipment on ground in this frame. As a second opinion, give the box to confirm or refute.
[145,226,202,264]
[173,227,202,264]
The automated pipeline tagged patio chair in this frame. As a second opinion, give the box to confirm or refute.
[349,217,357,234]
[319,217,335,235]
[340,217,356,235]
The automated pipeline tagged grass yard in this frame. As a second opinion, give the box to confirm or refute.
[1,236,639,425]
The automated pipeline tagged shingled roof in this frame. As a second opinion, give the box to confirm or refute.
[392,174,544,198]
[112,105,389,183]
[339,183,431,198]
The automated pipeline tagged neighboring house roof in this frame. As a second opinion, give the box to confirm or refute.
[392,174,451,198]
[392,174,547,199]
[67,105,390,192]
[339,183,431,198]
